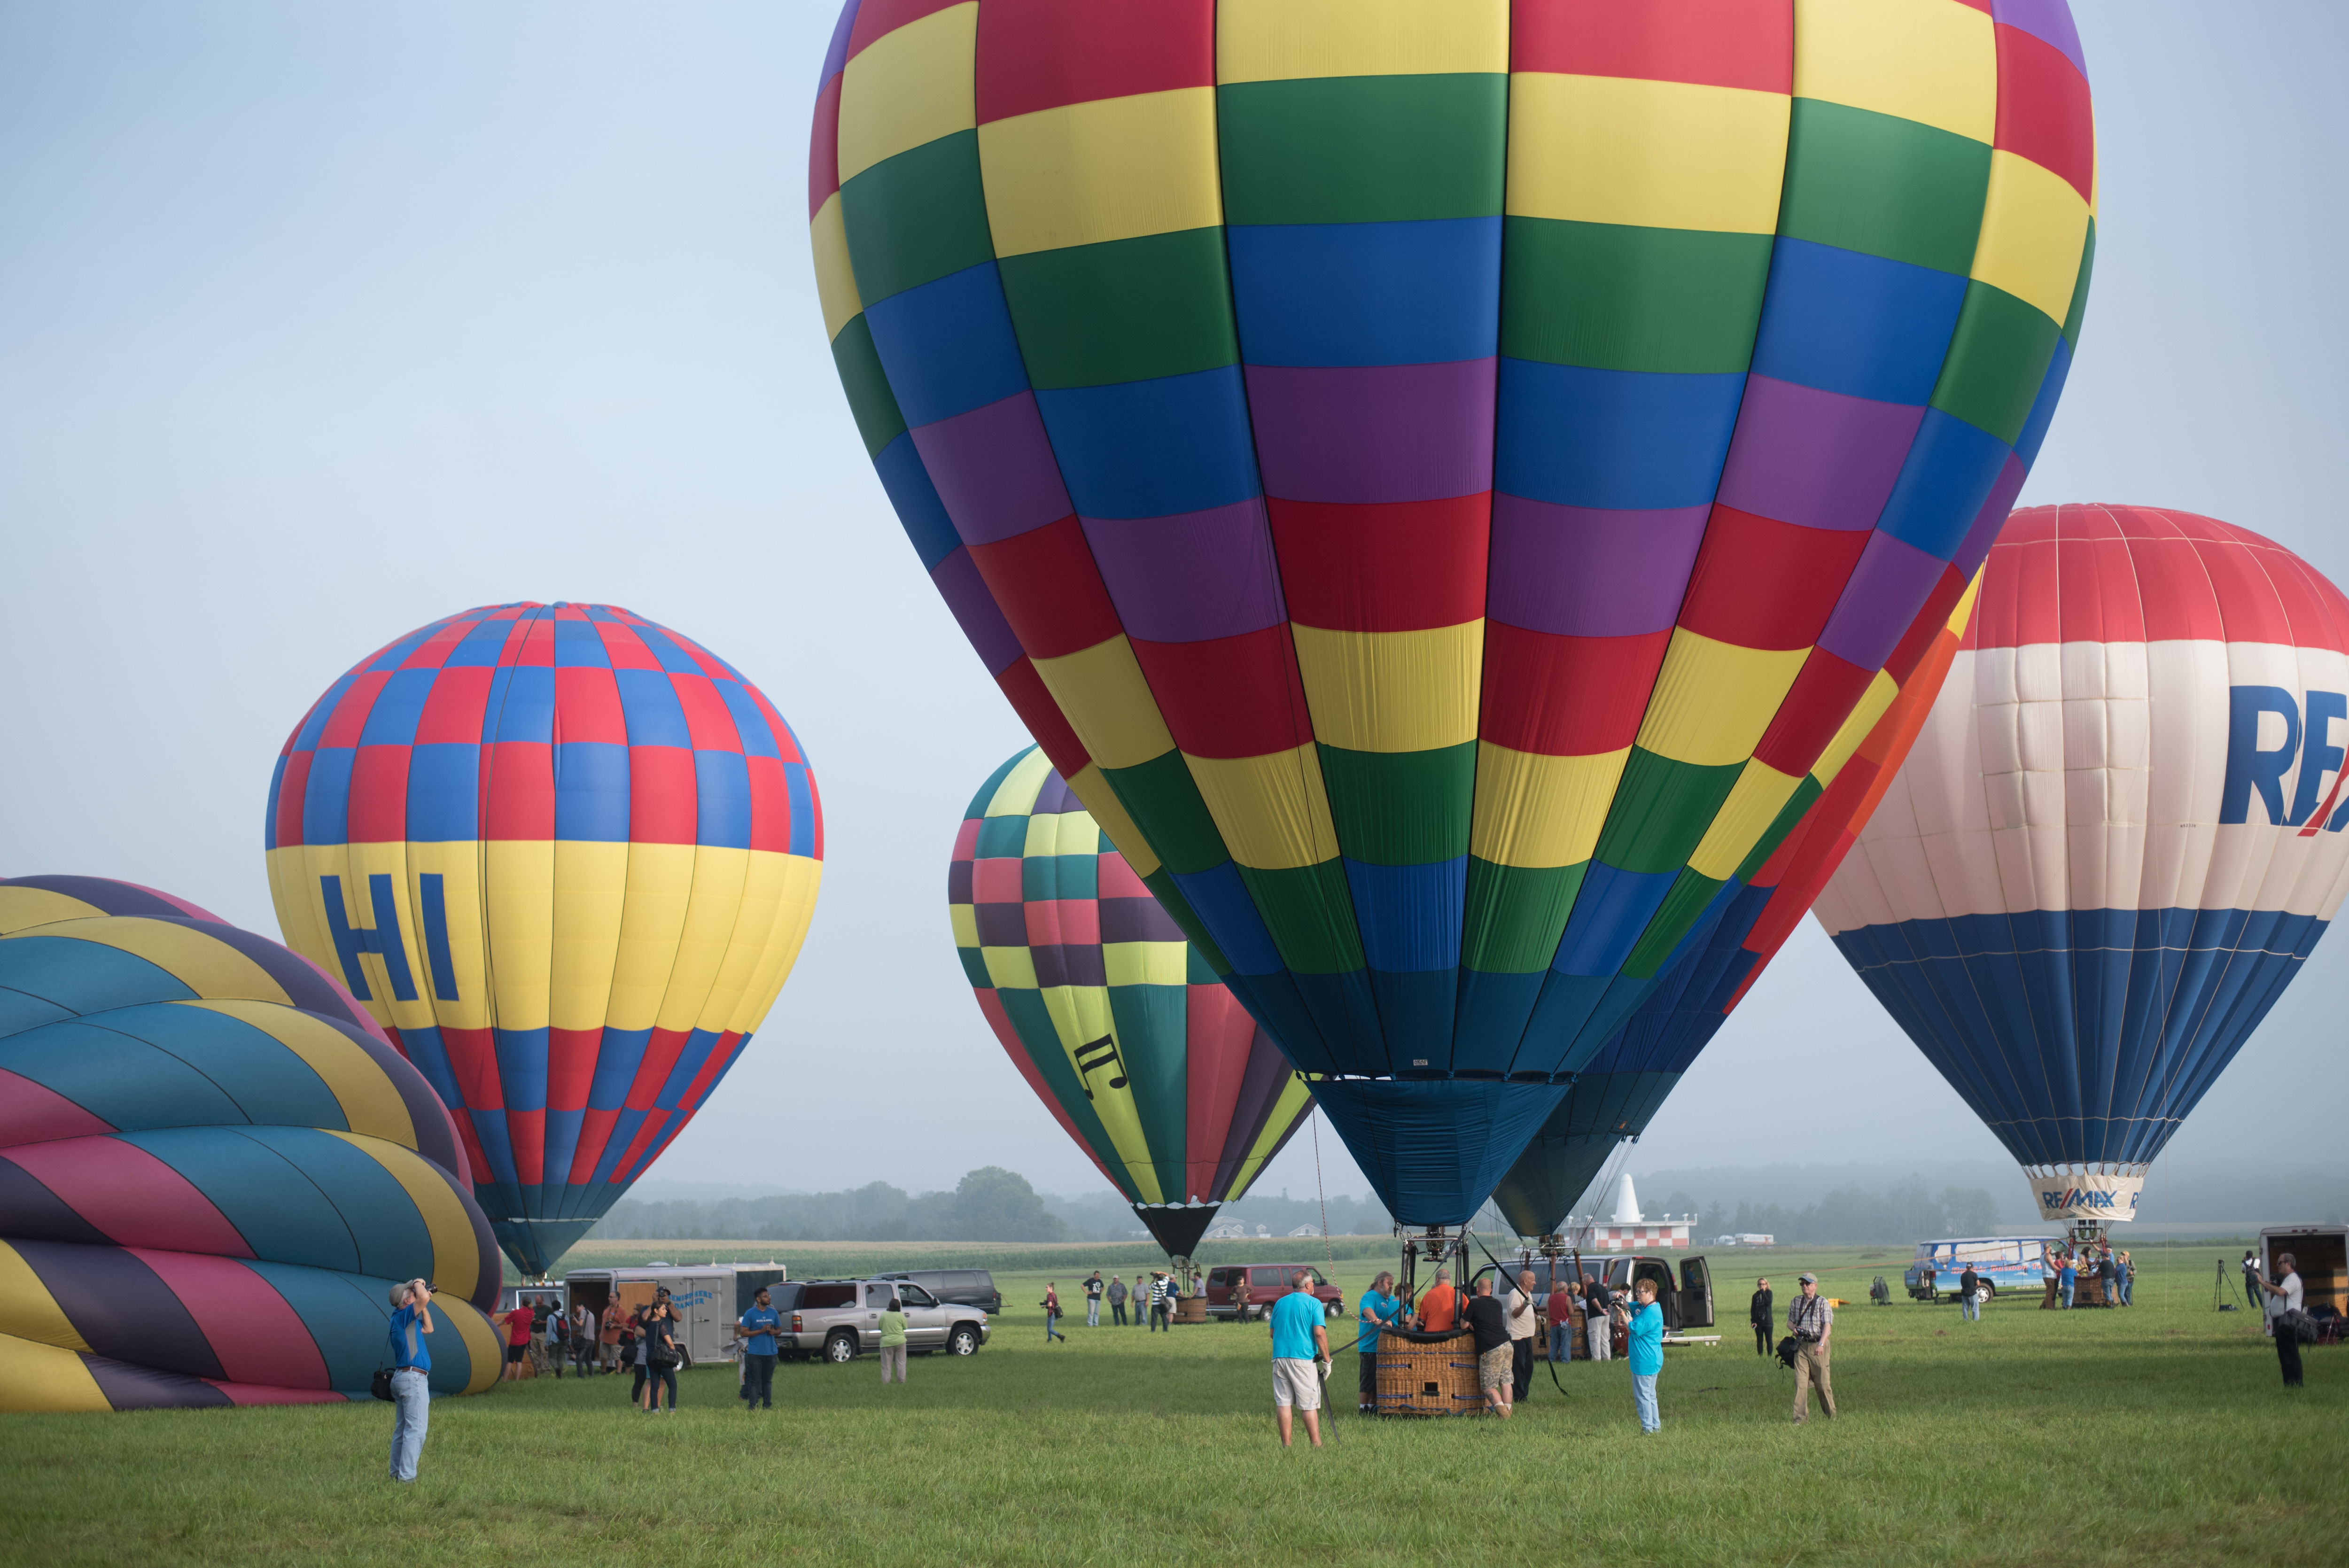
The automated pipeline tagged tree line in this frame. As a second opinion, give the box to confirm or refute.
[1688,1180,2003,1245]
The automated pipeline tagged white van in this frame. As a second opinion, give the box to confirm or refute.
[560,1264,789,1369]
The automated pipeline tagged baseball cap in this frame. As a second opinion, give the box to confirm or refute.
[1798,1272,1818,1284]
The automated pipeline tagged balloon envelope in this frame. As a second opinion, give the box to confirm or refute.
[265,603,824,1275]
[1496,574,1983,1236]
[1815,507,2349,1222]
[0,876,503,1412]
[813,0,2094,1221]
[952,747,1315,1258]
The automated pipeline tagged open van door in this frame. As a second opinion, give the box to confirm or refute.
[1680,1256,1714,1329]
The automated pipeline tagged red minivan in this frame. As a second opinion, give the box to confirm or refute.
[1204,1265,1346,1321]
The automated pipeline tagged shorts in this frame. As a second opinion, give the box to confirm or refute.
[1271,1358,1322,1410]
[505,1345,526,1364]
[1478,1343,1511,1391]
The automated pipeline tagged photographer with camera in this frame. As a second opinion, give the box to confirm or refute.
[384,1279,433,1482]
[1788,1273,1836,1424]
[2255,1253,2307,1389]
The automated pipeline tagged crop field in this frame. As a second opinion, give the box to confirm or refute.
[6,1245,2338,1567]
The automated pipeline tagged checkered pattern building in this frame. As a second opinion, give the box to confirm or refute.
[264,603,823,1276]
[815,0,2094,1224]
[952,747,1313,1258]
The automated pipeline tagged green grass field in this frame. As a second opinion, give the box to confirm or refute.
[6,1245,2337,1567]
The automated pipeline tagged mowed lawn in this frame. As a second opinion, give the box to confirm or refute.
[6,1247,2338,1566]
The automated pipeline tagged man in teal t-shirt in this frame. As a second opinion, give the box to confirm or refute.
[1627,1279,1664,1434]
[1355,1271,1402,1416]
[1268,1272,1331,1448]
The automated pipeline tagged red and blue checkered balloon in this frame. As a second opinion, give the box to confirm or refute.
[265,603,824,1276]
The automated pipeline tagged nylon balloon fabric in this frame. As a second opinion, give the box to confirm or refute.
[264,603,824,1277]
[952,747,1315,1259]
[812,0,2094,1222]
[0,877,503,1413]
[1496,571,1984,1237]
[1815,506,2349,1205]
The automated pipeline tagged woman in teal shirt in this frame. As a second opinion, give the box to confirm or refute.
[1355,1271,1403,1415]
[1627,1279,1664,1434]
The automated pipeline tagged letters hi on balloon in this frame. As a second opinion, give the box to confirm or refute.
[1816,506,2349,1228]
[817,0,2096,1223]
[266,603,824,1277]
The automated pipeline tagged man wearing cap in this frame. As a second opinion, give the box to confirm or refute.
[1787,1273,1836,1423]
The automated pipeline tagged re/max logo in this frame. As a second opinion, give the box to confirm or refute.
[2040,1188,2138,1211]
[2223,688,2348,832]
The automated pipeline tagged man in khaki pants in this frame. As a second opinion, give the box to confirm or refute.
[1787,1273,1836,1423]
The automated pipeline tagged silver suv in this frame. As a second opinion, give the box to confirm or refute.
[787,1278,990,1362]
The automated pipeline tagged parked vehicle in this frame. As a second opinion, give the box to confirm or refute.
[1902,1237,2050,1302]
[873,1268,1003,1316]
[788,1278,991,1363]
[2259,1224,2347,1321]
[560,1264,790,1368]
[1201,1265,1345,1321]
[1477,1252,1715,1332]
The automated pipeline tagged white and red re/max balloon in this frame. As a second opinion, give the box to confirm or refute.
[1815,505,2349,1225]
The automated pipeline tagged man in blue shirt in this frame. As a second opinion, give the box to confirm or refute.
[739,1288,782,1411]
[1355,1270,1403,1415]
[385,1279,434,1482]
[1626,1278,1664,1435]
[1268,1271,1331,1448]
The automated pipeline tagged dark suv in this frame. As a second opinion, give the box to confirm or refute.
[874,1269,1002,1316]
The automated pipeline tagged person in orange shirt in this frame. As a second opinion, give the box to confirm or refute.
[1417,1269,1458,1333]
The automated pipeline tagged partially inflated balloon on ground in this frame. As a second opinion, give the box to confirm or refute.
[952,747,1315,1260]
[1816,507,2349,1225]
[0,876,502,1411]
[264,602,824,1277]
[812,0,2095,1224]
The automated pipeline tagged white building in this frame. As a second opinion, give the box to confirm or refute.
[1563,1174,1696,1252]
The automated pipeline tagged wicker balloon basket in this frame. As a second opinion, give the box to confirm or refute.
[1374,1329,1482,1416]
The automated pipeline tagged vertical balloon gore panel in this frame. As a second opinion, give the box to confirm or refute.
[0,876,504,1411]
[820,0,2097,1218]
[263,604,824,1278]
[1817,505,2349,1183]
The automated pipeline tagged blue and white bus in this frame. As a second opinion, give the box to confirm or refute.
[1904,1237,2052,1302]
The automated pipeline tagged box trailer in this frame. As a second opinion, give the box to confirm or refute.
[560,1264,790,1368]
[2259,1225,2347,1321]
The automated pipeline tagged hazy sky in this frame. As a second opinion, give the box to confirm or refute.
[4,2,2341,1217]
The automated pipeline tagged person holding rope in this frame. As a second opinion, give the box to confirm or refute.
[1465,1275,1514,1419]
[1268,1270,1331,1447]
[1355,1271,1403,1415]
[1509,1270,1539,1403]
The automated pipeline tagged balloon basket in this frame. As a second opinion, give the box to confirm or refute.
[1372,1328,1482,1417]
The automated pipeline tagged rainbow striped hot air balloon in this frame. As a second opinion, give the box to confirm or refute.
[265,603,823,1276]
[0,876,503,1413]
[1818,507,2349,1227]
[811,0,2095,1224]
[1496,575,1982,1238]
[952,747,1315,1259]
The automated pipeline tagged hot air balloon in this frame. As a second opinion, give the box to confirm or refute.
[951,746,1317,1261]
[811,0,2095,1227]
[1816,506,2349,1237]
[265,603,824,1276]
[0,876,503,1412]
[1496,574,1983,1240]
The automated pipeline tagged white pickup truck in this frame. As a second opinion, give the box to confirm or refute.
[786,1277,990,1363]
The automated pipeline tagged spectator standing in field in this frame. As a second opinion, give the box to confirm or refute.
[2118,1250,2134,1306]
[599,1297,623,1373]
[548,1299,571,1376]
[640,1302,679,1413]
[1150,1273,1173,1332]
[572,1303,596,1375]
[1584,1274,1614,1362]
[530,1299,553,1376]
[1107,1275,1128,1326]
[1464,1276,1513,1419]
[1418,1269,1458,1334]
[384,1278,434,1483]
[1356,1270,1403,1414]
[1627,1278,1664,1434]
[624,1306,646,1405]
[1547,1277,1577,1366]
[879,1296,910,1385]
[2058,1250,2077,1309]
[1959,1264,1981,1322]
[2256,1254,2305,1389]
[739,1287,781,1411]
[1043,1283,1065,1343]
[1750,1277,1774,1356]
[1232,1271,1254,1324]
[1084,1271,1104,1328]
[499,1299,534,1381]
[2097,1248,2117,1306]
[1509,1270,1539,1403]
[1269,1270,1332,1447]
[2242,1250,2261,1311]
[1788,1272,1836,1424]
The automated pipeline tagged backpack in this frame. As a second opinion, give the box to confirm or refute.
[2279,1308,2319,1345]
